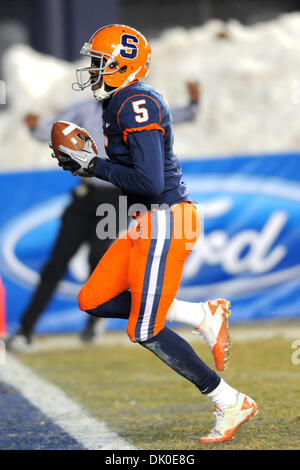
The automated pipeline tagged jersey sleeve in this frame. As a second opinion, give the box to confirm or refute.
[117,94,165,143]
[93,129,165,197]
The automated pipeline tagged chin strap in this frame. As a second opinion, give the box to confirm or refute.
[93,82,111,100]
[93,66,142,101]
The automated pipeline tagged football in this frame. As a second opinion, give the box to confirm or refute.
[51,121,98,158]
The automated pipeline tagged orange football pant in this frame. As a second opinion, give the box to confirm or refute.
[78,202,200,342]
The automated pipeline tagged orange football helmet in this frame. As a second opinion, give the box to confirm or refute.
[73,24,151,100]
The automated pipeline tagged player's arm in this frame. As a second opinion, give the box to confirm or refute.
[170,81,201,124]
[58,131,164,194]
[25,103,83,142]
[57,96,165,195]
[91,129,164,196]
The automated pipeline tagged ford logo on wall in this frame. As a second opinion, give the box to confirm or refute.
[180,173,300,301]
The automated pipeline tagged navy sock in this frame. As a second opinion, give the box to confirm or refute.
[86,291,131,319]
[140,327,220,394]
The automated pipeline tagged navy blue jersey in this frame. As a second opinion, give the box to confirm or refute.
[93,80,192,209]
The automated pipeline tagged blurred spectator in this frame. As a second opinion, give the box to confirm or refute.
[5,80,201,351]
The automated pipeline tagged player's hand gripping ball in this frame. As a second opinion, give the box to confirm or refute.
[50,121,98,176]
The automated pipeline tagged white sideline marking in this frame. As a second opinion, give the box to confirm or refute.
[0,354,137,450]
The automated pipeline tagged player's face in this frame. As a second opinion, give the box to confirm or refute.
[89,57,110,91]
[89,58,102,91]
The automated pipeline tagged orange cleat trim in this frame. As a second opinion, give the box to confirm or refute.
[208,301,219,315]
[212,321,227,371]
[213,302,231,371]
[241,396,257,412]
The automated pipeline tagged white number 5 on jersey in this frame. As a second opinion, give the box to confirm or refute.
[132,99,149,123]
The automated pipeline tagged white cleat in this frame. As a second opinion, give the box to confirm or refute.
[194,299,231,371]
[200,393,258,443]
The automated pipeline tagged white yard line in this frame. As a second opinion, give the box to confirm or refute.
[0,354,137,451]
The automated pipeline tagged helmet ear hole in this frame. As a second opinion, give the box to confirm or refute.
[119,65,127,74]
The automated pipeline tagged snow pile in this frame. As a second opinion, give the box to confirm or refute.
[149,14,300,157]
[1,13,300,170]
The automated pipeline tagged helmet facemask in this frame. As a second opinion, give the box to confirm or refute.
[72,43,123,100]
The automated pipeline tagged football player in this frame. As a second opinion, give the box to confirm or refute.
[5,80,202,351]
[55,24,258,443]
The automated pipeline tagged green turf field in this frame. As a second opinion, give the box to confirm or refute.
[15,326,300,450]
